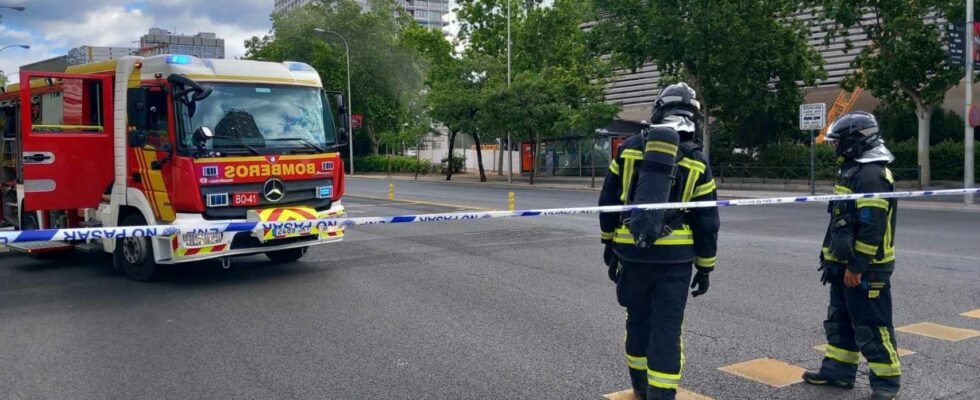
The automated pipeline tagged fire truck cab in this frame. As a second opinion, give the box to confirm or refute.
[0,55,349,281]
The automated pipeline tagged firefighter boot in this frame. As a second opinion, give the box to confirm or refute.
[869,389,898,400]
[647,388,676,400]
[802,370,855,389]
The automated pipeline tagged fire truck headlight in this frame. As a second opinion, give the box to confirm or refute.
[181,232,223,248]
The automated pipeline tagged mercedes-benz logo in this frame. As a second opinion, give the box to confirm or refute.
[263,178,286,203]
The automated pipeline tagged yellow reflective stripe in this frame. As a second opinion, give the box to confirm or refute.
[835,185,853,194]
[855,240,879,256]
[620,158,636,202]
[822,247,843,263]
[677,157,705,173]
[613,225,694,245]
[621,149,643,159]
[609,159,620,175]
[884,168,895,184]
[825,344,860,365]
[681,168,700,203]
[695,256,716,268]
[626,354,648,371]
[645,140,679,155]
[601,231,615,241]
[692,179,716,198]
[856,198,889,210]
[647,370,681,389]
[873,327,902,377]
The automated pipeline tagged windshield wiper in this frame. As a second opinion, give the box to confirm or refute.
[210,135,262,155]
[266,137,326,153]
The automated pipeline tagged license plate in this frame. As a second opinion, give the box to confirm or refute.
[272,225,312,238]
[233,192,260,206]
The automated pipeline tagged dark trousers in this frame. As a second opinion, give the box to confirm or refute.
[616,260,693,400]
[820,270,901,393]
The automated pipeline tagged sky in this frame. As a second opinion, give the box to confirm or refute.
[0,0,465,84]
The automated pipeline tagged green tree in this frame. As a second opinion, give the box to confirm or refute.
[244,0,427,156]
[592,0,825,158]
[815,1,964,186]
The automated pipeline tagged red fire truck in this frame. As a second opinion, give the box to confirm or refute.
[0,55,349,281]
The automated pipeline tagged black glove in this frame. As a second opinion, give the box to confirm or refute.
[690,270,710,297]
[818,261,842,286]
[603,244,620,282]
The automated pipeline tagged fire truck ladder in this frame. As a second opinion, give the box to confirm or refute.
[817,86,863,143]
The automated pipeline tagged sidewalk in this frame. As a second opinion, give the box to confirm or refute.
[352,172,980,212]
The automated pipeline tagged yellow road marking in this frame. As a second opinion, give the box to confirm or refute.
[344,194,489,211]
[896,322,980,342]
[812,344,915,358]
[603,388,713,400]
[718,358,805,388]
[961,309,980,319]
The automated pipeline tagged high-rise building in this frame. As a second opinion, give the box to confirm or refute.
[273,0,450,30]
[139,27,226,59]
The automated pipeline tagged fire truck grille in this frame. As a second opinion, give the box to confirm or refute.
[200,178,332,220]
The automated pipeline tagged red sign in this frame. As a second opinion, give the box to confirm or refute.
[521,142,534,173]
[233,192,260,207]
[611,137,626,159]
[351,114,363,129]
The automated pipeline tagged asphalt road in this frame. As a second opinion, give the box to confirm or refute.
[1,177,978,399]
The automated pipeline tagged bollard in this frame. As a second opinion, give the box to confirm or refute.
[388,183,395,201]
[508,191,515,211]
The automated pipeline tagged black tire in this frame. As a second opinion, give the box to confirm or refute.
[114,213,161,282]
[265,247,307,263]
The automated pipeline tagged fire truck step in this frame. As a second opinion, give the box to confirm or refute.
[6,241,74,255]
[74,242,104,253]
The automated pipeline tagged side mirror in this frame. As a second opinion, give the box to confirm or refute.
[128,130,147,148]
[193,126,214,148]
[127,88,149,129]
[338,127,350,147]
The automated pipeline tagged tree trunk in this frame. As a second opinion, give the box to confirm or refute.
[366,125,380,155]
[497,137,504,176]
[701,100,711,160]
[415,140,421,180]
[446,130,457,181]
[915,102,931,187]
[590,134,597,188]
[473,132,487,182]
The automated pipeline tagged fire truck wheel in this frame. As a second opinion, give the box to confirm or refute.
[114,213,161,282]
[265,247,308,263]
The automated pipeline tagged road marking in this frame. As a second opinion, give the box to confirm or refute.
[344,194,489,211]
[812,344,915,358]
[603,388,713,400]
[961,309,980,319]
[896,322,980,342]
[718,358,805,388]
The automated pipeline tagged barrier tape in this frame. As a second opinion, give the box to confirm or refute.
[0,188,977,245]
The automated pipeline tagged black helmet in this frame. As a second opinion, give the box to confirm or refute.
[650,82,701,125]
[825,111,881,159]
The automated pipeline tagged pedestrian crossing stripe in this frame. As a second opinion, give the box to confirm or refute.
[896,322,980,342]
[718,358,805,388]
[961,309,980,319]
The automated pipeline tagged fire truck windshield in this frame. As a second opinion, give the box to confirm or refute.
[176,83,338,155]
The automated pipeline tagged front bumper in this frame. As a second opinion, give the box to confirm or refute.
[154,201,346,264]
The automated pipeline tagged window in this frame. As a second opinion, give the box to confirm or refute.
[145,90,170,147]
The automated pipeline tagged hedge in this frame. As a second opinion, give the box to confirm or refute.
[354,155,434,174]
[712,140,979,182]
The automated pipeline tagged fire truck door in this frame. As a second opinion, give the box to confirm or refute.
[19,71,114,211]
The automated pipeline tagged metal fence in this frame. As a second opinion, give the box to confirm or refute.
[714,163,922,189]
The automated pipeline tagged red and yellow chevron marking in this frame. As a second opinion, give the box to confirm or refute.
[170,236,228,258]
[258,206,322,241]
[133,148,176,222]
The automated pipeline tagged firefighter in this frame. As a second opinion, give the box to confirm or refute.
[599,83,719,400]
[803,111,900,400]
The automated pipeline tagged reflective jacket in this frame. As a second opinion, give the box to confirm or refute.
[821,161,897,273]
[598,134,720,271]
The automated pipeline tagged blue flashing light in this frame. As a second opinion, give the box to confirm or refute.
[287,62,315,72]
[166,55,193,65]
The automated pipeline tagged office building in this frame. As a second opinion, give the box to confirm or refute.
[139,27,226,59]
[274,0,449,30]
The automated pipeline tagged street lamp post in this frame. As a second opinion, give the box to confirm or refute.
[0,44,30,53]
[314,28,355,176]
[0,5,26,11]
[966,0,975,205]
[506,0,513,184]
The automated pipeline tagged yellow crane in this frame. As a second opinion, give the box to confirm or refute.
[817,86,864,143]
